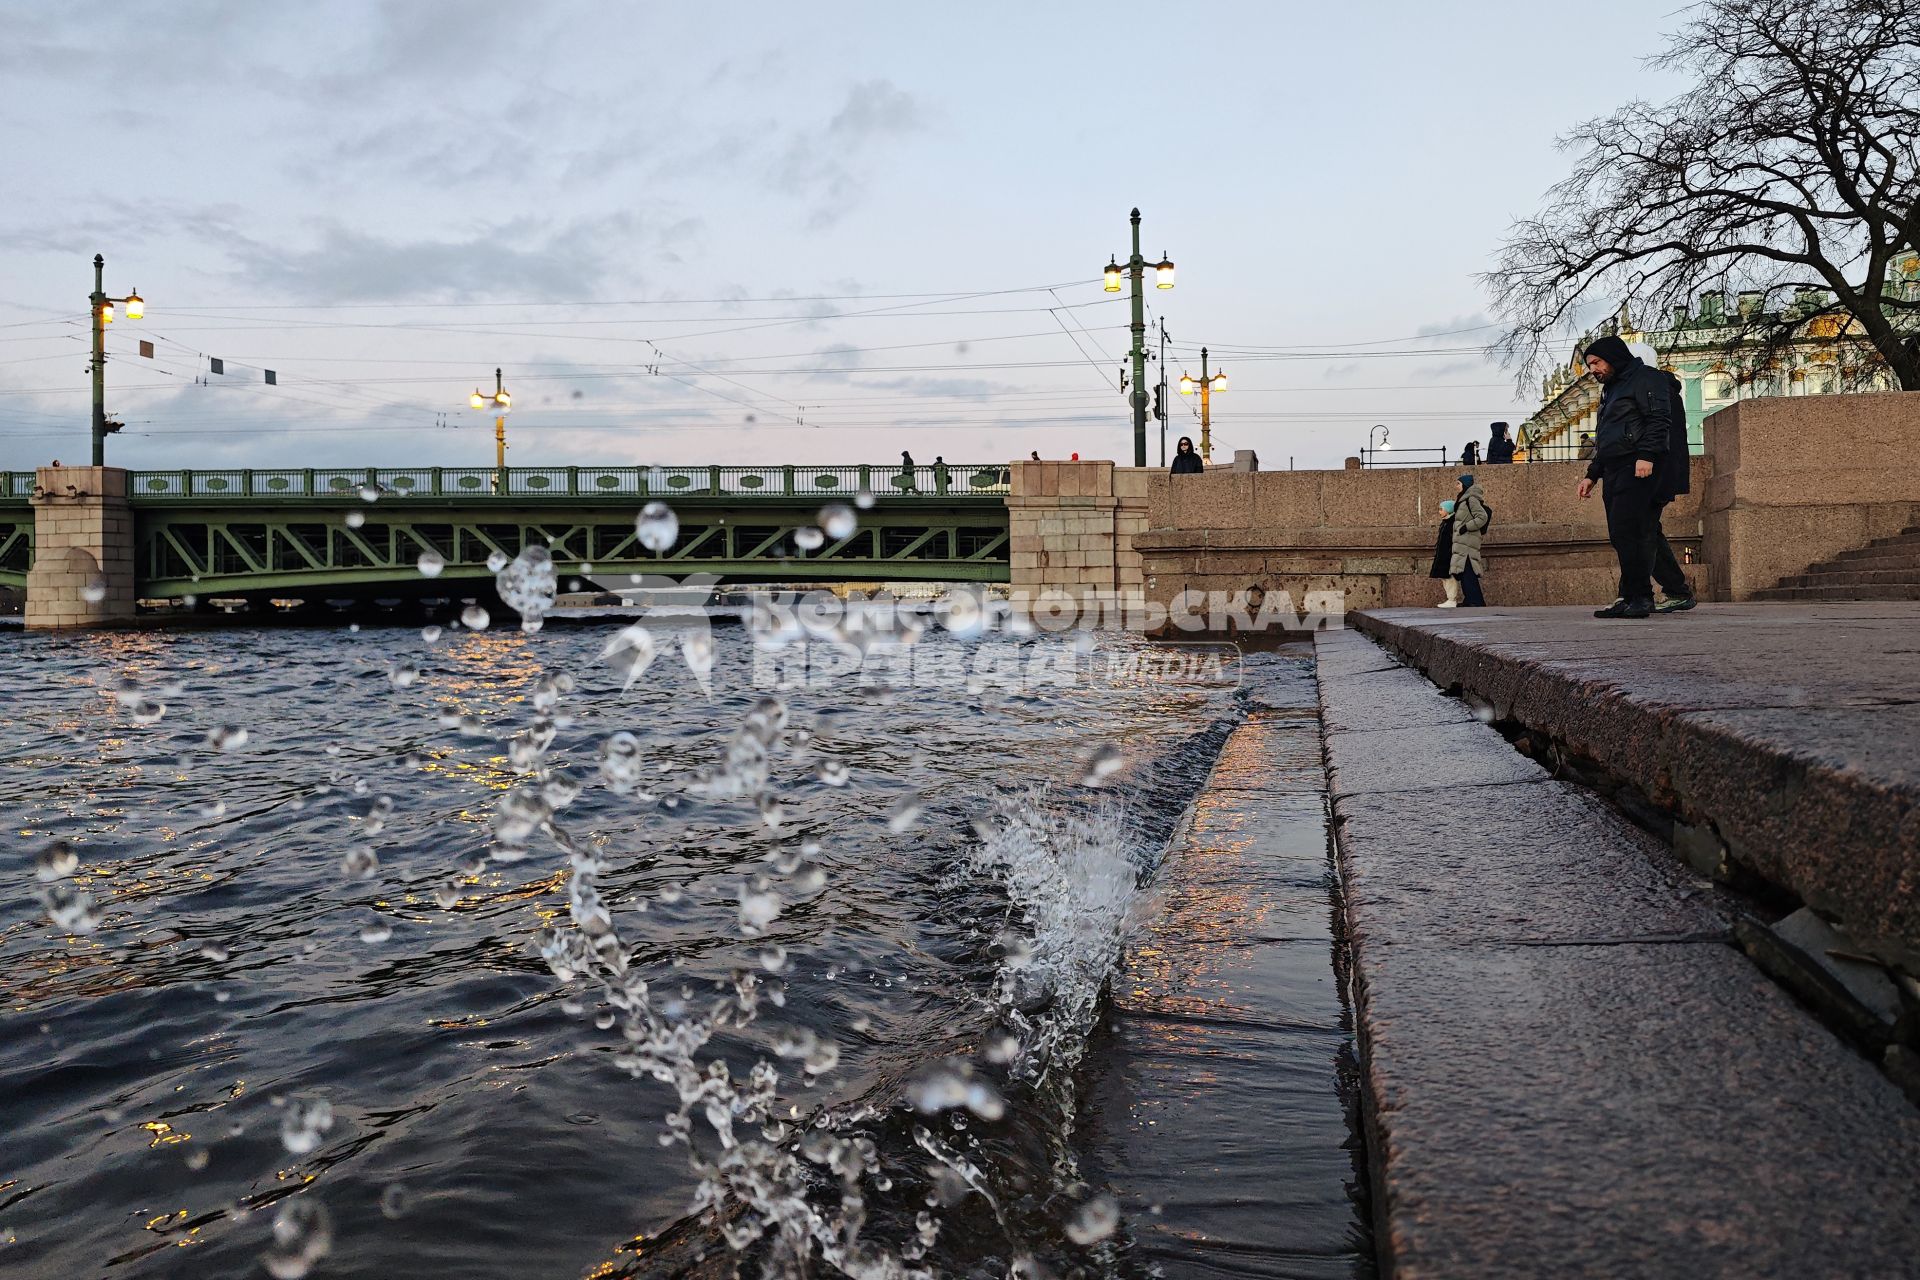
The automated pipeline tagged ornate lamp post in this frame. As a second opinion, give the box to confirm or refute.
[1102,209,1174,467]
[1178,347,1228,463]
[88,254,145,466]
[468,369,512,492]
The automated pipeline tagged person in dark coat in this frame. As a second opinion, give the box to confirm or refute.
[1646,366,1696,611]
[1430,499,1460,606]
[1487,422,1516,464]
[1170,436,1204,474]
[899,450,918,494]
[1461,440,1481,467]
[1576,335,1673,617]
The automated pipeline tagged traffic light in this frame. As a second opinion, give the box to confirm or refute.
[1152,384,1165,421]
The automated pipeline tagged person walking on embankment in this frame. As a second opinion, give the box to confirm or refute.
[1430,498,1460,606]
[1643,356,1697,612]
[1575,334,1673,618]
[1449,474,1490,607]
[1170,435,1204,474]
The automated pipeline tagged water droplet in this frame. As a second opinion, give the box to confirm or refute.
[813,758,850,787]
[819,503,857,539]
[984,1030,1021,1064]
[738,885,782,935]
[421,624,443,644]
[495,545,557,632]
[387,660,419,690]
[887,793,923,834]
[854,488,876,510]
[260,1197,333,1279]
[129,698,166,726]
[205,724,249,752]
[358,918,393,944]
[278,1096,334,1155]
[636,501,679,553]
[344,511,366,530]
[358,484,381,503]
[1079,743,1124,786]
[793,526,825,551]
[185,1147,211,1171]
[201,941,230,961]
[460,604,491,631]
[35,839,78,882]
[80,576,108,604]
[1065,1192,1120,1245]
[378,1183,410,1219]
[432,877,463,909]
[759,944,789,973]
[340,846,379,879]
[416,550,445,578]
[909,1061,1004,1120]
[41,883,98,934]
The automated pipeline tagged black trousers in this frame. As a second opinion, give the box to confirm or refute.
[1601,461,1658,602]
[1644,500,1691,599]
[1455,564,1486,607]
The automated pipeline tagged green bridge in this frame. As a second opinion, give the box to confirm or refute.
[0,463,1013,602]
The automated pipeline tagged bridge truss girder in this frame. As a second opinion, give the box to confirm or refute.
[133,503,1009,597]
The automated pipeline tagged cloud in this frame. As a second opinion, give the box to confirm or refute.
[219,212,692,302]
[770,80,926,228]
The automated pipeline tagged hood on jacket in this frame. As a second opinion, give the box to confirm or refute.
[1583,334,1637,381]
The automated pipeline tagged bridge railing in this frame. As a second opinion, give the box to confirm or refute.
[120,464,1013,501]
[2,472,34,503]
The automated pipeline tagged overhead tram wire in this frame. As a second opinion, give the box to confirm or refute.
[150,279,1105,311]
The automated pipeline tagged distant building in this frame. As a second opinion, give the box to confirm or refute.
[1520,250,1920,458]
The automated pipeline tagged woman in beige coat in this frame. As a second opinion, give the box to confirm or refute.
[1448,473,1490,607]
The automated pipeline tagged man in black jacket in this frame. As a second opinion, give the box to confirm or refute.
[1575,335,1671,618]
[1646,366,1696,611]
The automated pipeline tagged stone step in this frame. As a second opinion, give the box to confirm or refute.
[1808,552,1920,575]
[1313,626,1920,1280]
[1751,583,1920,601]
[1837,532,1920,559]
[1787,567,1920,589]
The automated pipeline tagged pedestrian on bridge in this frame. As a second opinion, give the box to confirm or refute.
[1575,334,1674,618]
[899,450,918,494]
[1170,436,1204,474]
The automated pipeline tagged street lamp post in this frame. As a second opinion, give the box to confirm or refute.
[1369,424,1392,452]
[469,368,512,492]
[88,254,145,466]
[1103,208,1174,467]
[1178,347,1228,463]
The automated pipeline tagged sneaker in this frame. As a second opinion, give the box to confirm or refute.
[1655,593,1697,613]
[1593,598,1653,619]
[1436,599,1458,609]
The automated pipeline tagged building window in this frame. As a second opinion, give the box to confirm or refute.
[1703,374,1733,401]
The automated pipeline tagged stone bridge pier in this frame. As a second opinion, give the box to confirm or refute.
[25,465,136,630]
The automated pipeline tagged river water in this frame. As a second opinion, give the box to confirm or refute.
[0,618,1369,1279]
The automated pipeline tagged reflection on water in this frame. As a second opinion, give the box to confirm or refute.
[0,623,1363,1278]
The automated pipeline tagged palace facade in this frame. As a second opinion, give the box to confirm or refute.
[1520,250,1920,457]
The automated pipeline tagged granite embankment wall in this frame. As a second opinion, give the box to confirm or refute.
[1700,392,1920,600]
[1134,458,1708,611]
[1133,392,1920,609]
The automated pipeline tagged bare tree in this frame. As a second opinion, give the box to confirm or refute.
[1488,0,1920,390]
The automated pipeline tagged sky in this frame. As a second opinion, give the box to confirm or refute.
[0,0,1693,474]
